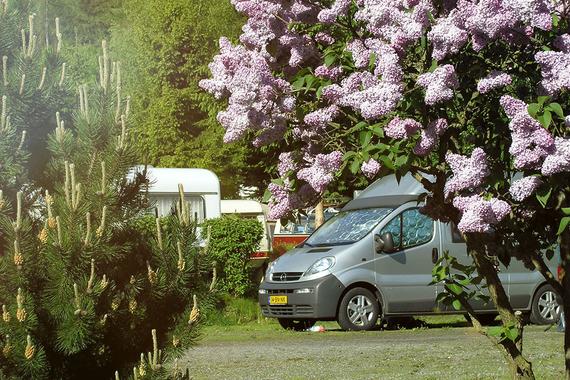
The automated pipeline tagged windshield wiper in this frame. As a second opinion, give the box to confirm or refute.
[303,242,314,247]
[313,241,353,247]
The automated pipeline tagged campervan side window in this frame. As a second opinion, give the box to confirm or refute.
[151,194,206,222]
[380,208,434,251]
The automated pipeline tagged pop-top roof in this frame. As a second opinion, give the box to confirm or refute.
[342,173,432,211]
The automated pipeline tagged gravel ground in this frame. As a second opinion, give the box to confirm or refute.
[180,321,564,380]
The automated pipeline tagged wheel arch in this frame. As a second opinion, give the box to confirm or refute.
[336,281,384,318]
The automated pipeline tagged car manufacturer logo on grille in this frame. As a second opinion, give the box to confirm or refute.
[279,273,287,281]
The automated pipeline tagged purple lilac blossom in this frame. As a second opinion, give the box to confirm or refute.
[315,65,344,80]
[535,35,570,95]
[346,39,371,69]
[417,65,459,105]
[231,0,319,67]
[453,195,511,233]
[504,0,553,30]
[509,176,543,201]
[354,0,433,50]
[428,10,469,61]
[318,0,351,23]
[304,105,340,129]
[499,95,555,169]
[413,118,449,156]
[315,32,335,45]
[361,158,382,179]
[477,71,512,93]
[199,37,295,145]
[427,0,551,60]
[277,152,297,176]
[444,148,489,197]
[365,39,404,83]
[267,181,302,219]
[297,151,343,193]
[541,137,570,175]
[324,71,403,120]
[384,116,423,139]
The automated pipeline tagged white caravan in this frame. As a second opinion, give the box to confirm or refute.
[143,167,221,222]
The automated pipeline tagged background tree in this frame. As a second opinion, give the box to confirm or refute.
[108,0,272,197]
[0,0,72,187]
[201,0,570,378]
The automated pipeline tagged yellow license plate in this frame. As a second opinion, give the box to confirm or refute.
[269,295,288,305]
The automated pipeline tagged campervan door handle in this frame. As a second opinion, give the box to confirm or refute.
[432,248,438,264]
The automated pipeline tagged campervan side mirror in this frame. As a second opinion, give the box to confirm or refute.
[374,232,395,253]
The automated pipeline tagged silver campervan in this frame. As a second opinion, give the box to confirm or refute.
[258,175,561,331]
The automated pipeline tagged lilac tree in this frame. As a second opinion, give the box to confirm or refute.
[201,1,570,378]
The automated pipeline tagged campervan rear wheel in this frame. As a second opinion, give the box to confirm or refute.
[277,318,316,331]
[530,284,562,325]
[337,287,379,331]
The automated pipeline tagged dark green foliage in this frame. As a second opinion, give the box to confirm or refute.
[202,216,263,297]
[110,0,269,197]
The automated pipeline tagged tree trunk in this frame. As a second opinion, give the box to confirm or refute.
[560,228,570,380]
[314,200,325,228]
[466,234,535,380]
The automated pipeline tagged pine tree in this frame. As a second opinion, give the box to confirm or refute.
[0,0,72,186]
[0,3,216,378]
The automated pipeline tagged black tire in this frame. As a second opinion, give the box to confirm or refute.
[337,287,380,331]
[530,284,562,325]
[465,313,498,325]
[277,318,316,331]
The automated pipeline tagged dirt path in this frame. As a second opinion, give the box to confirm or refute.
[180,322,563,380]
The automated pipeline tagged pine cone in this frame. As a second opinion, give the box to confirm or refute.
[13,253,23,267]
[2,306,10,323]
[16,308,26,322]
[38,228,48,243]
[128,299,137,314]
[24,344,35,359]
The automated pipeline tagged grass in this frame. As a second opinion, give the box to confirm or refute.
[185,316,564,379]
[194,297,563,378]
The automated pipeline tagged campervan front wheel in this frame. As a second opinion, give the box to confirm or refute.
[337,287,379,331]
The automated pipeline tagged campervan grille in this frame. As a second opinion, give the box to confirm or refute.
[271,272,304,282]
[261,305,314,316]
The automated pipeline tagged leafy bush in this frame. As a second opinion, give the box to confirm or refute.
[202,216,263,297]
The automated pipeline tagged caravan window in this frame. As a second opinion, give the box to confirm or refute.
[151,194,206,222]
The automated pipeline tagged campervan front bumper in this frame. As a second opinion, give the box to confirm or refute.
[258,274,345,319]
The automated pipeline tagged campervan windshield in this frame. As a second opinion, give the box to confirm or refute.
[304,207,393,247]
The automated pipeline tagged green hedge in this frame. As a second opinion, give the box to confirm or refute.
[202,216,263,296]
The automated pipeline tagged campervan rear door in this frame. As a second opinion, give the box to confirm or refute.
[439,223,509,311]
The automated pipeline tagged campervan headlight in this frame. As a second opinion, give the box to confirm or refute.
[302,257,335,279]
[265,260,277,278]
